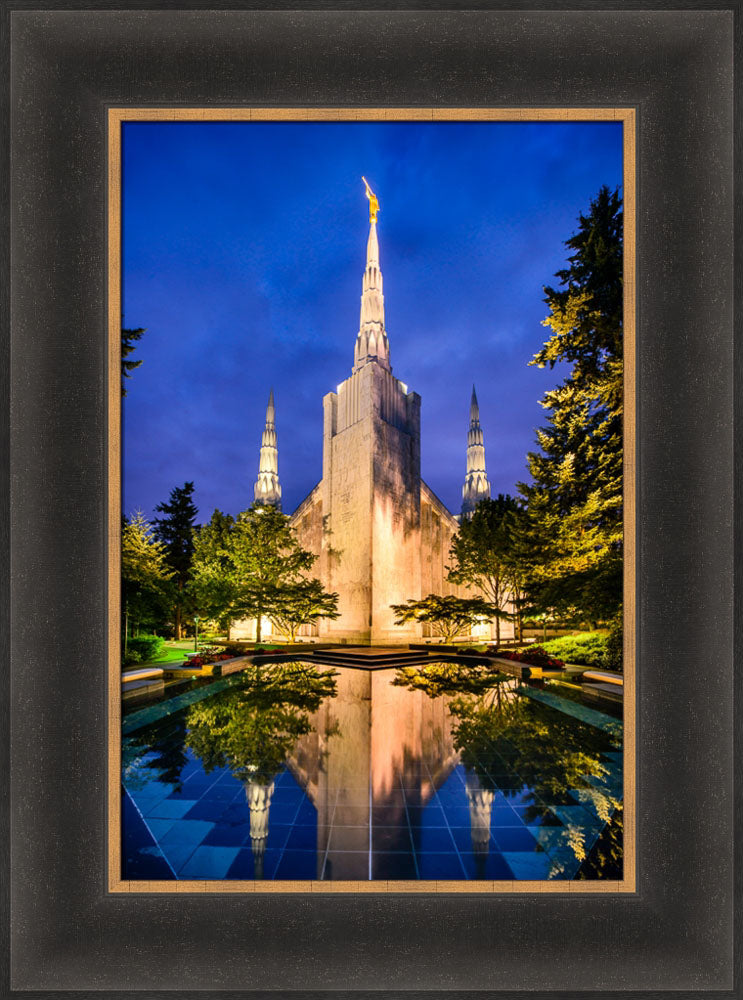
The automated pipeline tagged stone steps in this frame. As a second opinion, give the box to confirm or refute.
[308,646,433,670]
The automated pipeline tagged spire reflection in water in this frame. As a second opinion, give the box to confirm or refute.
[122,659,622,881]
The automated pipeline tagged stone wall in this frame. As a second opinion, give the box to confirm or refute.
[420,481,461,600]
[310,362,426,643]
[369,369,422,642]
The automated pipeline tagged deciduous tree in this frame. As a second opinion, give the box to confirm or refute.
[447,495,522,645]
[190,504,335,644]
[266,579,340,642]
[390,593,497,644]
[188,509,237,630]
[121,512,173,642]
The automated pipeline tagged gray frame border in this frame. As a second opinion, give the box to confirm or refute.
[4,4,739,996]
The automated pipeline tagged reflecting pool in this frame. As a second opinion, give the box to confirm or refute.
[122,660,623,881]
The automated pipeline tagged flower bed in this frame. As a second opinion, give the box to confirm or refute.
[180,651,234,668]
[487,646,565,670]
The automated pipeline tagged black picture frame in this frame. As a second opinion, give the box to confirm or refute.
[3,4,739,996]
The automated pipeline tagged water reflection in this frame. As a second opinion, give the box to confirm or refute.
[464,770,495,877]
[124,713,189,792]
[122,659,622,880]
[184,663,337,878]
[289,665,460,879]
[395,662,621,875]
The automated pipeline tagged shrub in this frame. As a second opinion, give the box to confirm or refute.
[535,632,609,668]
[215,641,253,656]
[490,646,565,670]
[123,649,142,667]
[180,649,234,668]
[126,634,165,662]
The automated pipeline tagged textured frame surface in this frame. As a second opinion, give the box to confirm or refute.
[6,5,738,995]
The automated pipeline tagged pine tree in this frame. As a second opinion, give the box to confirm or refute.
[152,482,198,639]
[520,186,623,622]
[121,327,145,395]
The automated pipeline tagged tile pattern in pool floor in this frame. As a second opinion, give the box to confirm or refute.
[123,741,623,881]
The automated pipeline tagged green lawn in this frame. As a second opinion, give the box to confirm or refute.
[134,641,197,669]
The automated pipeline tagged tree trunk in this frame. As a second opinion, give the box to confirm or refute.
[255,605,262,645]
[516,593,523,643]
[174,579,183,639]
[492,578,501,647]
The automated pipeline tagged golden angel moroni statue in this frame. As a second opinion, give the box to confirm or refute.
[362,176,380,223]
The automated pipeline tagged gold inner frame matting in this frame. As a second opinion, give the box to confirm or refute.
[108,107,636,895]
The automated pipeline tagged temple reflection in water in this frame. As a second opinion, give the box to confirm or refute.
[288,667,462,879]
[122,661,623,882]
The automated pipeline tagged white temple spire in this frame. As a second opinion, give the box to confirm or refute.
[353,178,391,373]
[461,384,491,517]
[253,388,282,509]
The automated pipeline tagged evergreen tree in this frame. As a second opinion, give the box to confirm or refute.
[121,327,145,395]
[520,186,623,622]
[152,481,199,639]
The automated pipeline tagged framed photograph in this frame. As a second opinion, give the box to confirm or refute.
[5,5,737,995]
[111,108,634,895]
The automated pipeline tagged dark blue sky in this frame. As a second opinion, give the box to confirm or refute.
[122,120,622,522]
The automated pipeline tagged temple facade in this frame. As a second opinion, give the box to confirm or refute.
[233,184,505,644]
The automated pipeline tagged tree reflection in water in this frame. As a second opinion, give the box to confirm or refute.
[577,806,623,879]
[124,713,190,792]
[184,663,338,876]
[124,660,621,880]
[394,661,621,878]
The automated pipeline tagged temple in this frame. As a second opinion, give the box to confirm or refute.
[234,182,506,644]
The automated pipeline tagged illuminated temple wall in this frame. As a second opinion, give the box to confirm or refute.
[288,377,467,644]
[232,194,513,645]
